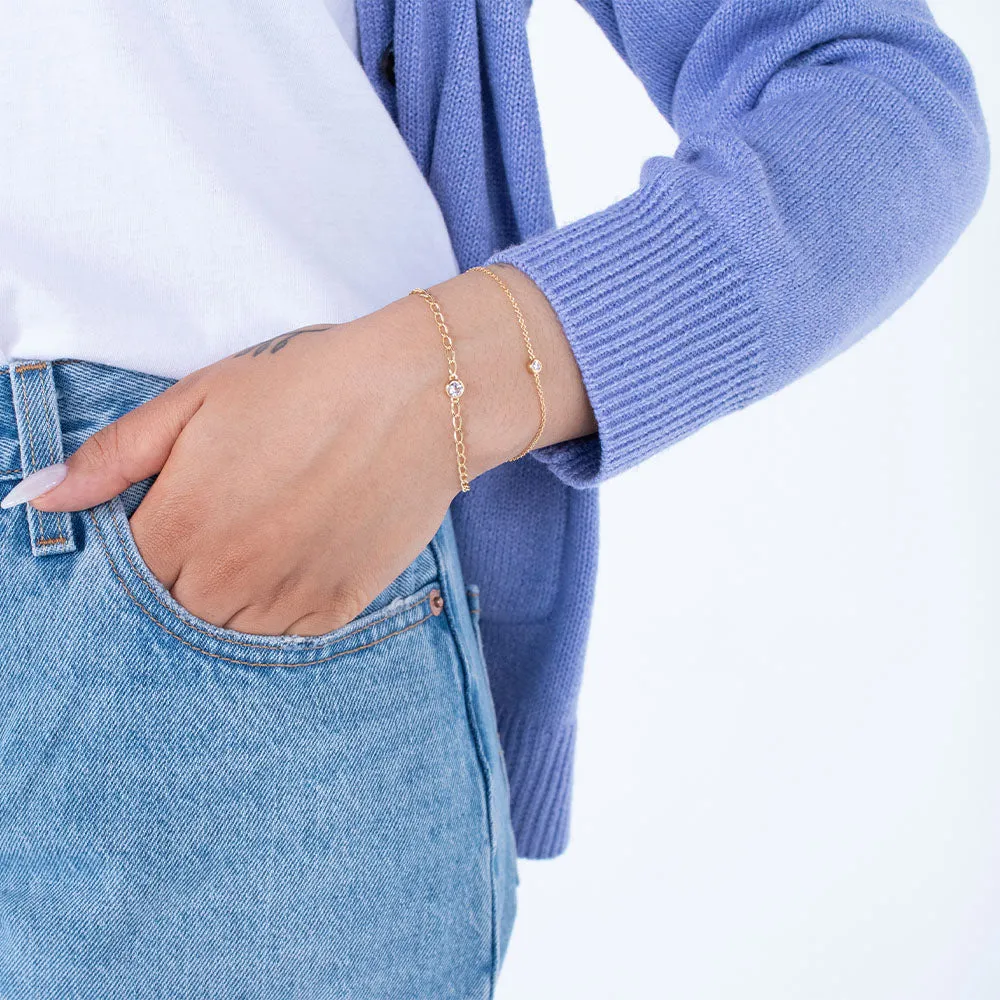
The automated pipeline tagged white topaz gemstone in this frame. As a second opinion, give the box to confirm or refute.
[446,378,465,398]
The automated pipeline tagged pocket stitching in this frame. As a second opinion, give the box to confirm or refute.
[89,506,438,667]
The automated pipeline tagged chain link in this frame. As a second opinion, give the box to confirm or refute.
[468,266,547,462]
[409,287,471,493]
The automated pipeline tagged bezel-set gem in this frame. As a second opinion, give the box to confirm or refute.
[528,358,543,374]
[445,378,465,398]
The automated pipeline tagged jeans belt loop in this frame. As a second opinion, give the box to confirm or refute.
[8,360,78,557]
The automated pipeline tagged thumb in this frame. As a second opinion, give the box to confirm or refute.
[9,380,205,513]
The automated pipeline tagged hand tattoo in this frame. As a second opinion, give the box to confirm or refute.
[234,324,336,359]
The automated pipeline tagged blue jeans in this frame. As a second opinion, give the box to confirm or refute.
[0,359,518,999]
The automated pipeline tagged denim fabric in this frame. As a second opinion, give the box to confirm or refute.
[0,359,517,999]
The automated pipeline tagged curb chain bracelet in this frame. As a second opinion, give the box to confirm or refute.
[409,287,471,493]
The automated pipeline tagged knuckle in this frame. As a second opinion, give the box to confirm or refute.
[169,549,256,623]
[227,610,276,636]
[170,578,229,626]
[156,501,197,544]
[282,580,368,634]
[289,613,338,637]
[204,544,254,591]
[80,420,123,471]
[326,583,369,628]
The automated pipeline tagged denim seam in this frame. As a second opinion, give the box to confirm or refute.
[103,501,433,651]
[37,370,71,543]
[429,533,500,996]
[16,368,60,546]
[89,508,438,667]
[16,370,38,468]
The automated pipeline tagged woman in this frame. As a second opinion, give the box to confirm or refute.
[0,1,988,997]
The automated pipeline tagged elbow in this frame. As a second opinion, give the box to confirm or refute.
[932,26,991,234]
[900,8,991,235]
[863,9,992,263]
[957,89,990,232]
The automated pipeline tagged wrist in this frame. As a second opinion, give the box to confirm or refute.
[410,270,539,481]
[424,263,595,480]
[367,259,596,490]
[341,296,463,498]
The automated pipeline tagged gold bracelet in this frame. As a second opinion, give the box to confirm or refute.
[409,287,471,493]
[468,265,547,462]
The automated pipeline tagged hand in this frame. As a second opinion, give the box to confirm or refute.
[23,266,596,636]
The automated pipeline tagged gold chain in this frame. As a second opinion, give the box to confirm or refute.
[409,287,471,493]
[468,265,547,462]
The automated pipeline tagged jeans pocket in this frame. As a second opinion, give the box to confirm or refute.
[85,493,445,668]
[465,582,486,661]
[2,512,504,999]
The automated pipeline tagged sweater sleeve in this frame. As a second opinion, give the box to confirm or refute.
[483,0,990,489]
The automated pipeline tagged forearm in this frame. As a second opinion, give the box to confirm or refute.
[477,1,990,490]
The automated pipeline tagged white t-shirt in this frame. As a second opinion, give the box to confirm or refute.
[0,2,461,379]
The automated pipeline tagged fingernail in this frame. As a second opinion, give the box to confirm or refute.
[0,463,68,509]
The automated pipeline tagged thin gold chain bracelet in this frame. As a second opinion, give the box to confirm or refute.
[468,265,547,462]
[409,287,471,493]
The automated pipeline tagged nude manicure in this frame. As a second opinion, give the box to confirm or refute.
[0,463,68,509]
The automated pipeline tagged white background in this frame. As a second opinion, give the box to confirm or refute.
[497,2,999,997]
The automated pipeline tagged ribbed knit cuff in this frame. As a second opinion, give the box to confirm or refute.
[496,709,576,860]
[484,171,765,489]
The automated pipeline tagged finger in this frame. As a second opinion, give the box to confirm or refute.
[126,482,186,591]
[30,379,206,512]
[224,605,302,637]
[282,611,352,637]
[170,565,248,630]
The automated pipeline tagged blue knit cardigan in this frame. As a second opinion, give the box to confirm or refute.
[353,0,989,858]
